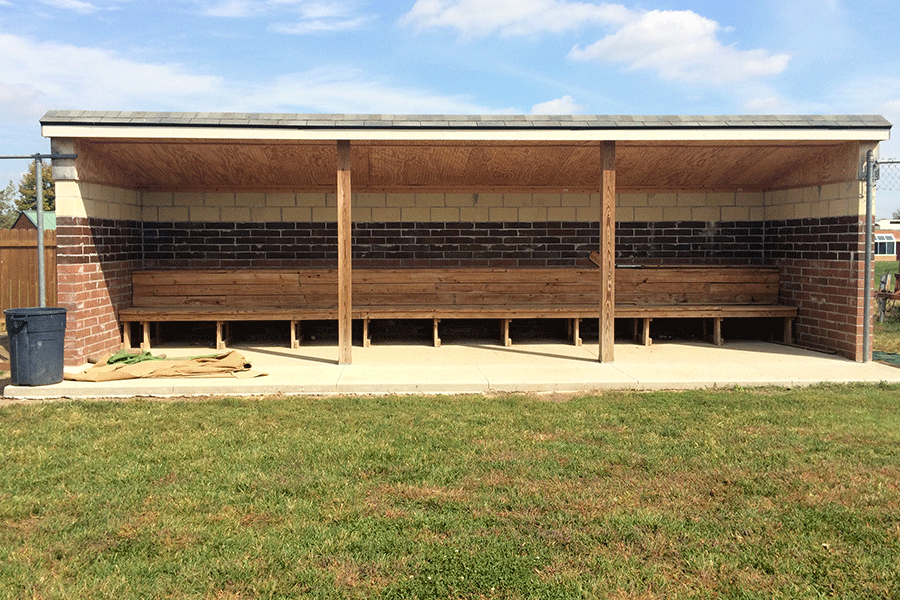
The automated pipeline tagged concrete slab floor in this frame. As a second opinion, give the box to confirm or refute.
[4,339,900,400]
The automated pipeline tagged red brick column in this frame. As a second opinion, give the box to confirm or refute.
[771,216,867,362]
[778,258,866,361]
[57,217,139,365]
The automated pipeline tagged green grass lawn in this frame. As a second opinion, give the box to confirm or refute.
[2,388,899,599]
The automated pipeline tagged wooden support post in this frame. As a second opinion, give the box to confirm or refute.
[433,318,441,348]
[641,318,651,346]
[122,322,131,350]
[502,318,511,347]
[713,317,723,346]
[141,321,150,351]
[364,318,371,348]
[337,140,352,365]
[290,320,298,349]
[572,318,582,346]
[216,321,226,350]
[599,141,616,362]
[784,317,793,345]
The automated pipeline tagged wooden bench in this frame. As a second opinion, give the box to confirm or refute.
[875,272,900,322]
[119,266,797,350]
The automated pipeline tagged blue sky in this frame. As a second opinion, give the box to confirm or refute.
[1,0,898,215]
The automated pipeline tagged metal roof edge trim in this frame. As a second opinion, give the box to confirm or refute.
[39,110,892,131]
[40,123,892,143]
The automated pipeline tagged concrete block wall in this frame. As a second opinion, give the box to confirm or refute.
[142,190,772,224]
[764,181,866,221]
[56,180,141,221]
[140,186,862,224]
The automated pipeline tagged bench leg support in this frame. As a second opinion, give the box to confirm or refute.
[433,318,441,348]
[502,319,511,347]
[713,317,723,346]
[141,321,151,351]
[122,322,132,350]
[364,318,371,348]
[784,317,793,345]
[290,320,299,349]
[633,318,651,346]
[571,318,582,346]
[216,321,227,350]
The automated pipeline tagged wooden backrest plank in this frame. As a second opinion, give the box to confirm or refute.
[135,295,338,309]
[135,270,302,286]
[131,266,785,309]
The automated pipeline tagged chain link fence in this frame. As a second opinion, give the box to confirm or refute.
[875,159,900,190]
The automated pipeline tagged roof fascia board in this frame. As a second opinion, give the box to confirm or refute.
[42,124,892,143]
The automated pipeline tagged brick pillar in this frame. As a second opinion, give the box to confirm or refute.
[57,217,139,365]
[772,215,867,362]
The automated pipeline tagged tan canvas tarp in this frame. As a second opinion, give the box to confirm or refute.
[65,350,265,382]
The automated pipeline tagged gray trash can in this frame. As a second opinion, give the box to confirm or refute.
[4,307,67,386]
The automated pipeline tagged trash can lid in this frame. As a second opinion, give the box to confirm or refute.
[4,307,67,316]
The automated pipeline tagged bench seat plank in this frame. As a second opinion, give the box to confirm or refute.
[119,308,339,321]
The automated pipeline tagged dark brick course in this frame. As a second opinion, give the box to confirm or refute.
[140,220,772,268]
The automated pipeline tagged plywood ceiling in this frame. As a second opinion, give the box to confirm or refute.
[73,138,860,193]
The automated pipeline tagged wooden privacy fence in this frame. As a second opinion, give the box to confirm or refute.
[0,230,58,323]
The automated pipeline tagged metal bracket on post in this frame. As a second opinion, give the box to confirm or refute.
[860,161,880,182]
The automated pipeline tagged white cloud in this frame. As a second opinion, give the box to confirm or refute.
[531,95,583,114]
[269,0,347,18]
[742,93,825,115]
[38,0,101,13]
[0,33,223,114]
[197,0,261,17]
[568,10,790,85]
[400,0,631,37]
[270,2,372,33]
[244,67,506,114]
[0,33,507,118]
[401,1,789,87]
[271,17,369,33]
[199,0,372,32]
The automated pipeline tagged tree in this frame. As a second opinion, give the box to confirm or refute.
[892,207,900,220]
[16,161,54,212]
[0,180,17,228]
